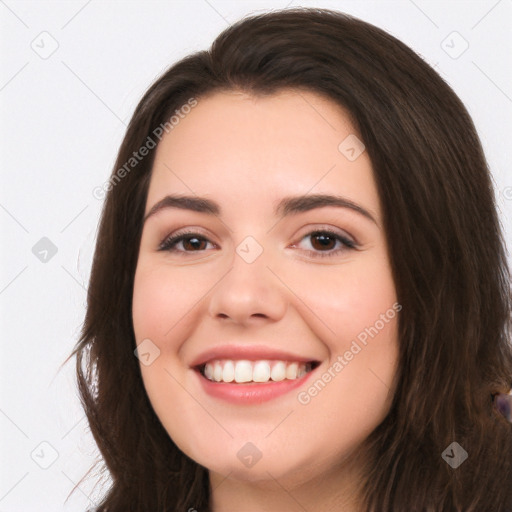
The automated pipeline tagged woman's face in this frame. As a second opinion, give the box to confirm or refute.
[132,89,399,486]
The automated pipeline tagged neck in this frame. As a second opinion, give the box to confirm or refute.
[209,450,365,512]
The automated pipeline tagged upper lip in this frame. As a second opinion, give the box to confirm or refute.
[189,345,320,369]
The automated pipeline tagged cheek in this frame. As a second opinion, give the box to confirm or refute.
[132,263,200,342]
[295,251,399,409]
[296,252,397,345]
[132,265,197,426]
[132,270,167,341]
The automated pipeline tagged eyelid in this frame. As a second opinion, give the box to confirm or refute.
[158,228,215,252]
[158,224,359,259]
[294,224,358,246]
[289,227,358,259]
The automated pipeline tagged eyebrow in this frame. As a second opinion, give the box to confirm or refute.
[143,193,377,225]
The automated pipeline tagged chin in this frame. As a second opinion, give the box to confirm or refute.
[189,437,321,485]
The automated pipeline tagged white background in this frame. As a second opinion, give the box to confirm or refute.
[1,1,511,510]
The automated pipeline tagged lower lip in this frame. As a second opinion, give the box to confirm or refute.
[195,367,317,404]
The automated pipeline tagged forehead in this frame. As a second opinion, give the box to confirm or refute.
[146,89,380,219]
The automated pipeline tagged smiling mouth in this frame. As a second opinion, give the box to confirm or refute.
[195,359,321,384]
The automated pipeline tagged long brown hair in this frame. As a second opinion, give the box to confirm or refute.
[68,7,512,511]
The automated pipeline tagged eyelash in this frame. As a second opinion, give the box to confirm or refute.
[158,228,357,258]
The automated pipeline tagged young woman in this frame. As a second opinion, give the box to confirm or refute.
[71,7,512,511]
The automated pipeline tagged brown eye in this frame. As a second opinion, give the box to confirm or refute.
[309,232,338,251]
[180,236,208,251]
[159,232,214,253]
[294,229,357,258]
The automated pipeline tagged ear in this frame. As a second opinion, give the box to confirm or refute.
[493,389,512,423]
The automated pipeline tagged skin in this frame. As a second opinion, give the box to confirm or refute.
[132,89,399,512]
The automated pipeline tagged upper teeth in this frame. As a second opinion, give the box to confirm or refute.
[203,360,311,383]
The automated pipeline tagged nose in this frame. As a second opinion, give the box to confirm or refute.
[207,246,288,326]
